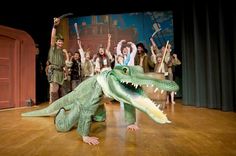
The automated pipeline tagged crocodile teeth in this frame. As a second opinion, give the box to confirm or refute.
[154,88,158,93]
[161,90,164,94]
[146,84,149,87]
[151,84,154,87]
[175,92,177,95]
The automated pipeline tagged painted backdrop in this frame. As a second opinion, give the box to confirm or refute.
[67,11,174,55]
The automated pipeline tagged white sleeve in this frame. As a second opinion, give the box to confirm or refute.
[128,43,137,66]
[79,49,85,64]
[116,41,123,56]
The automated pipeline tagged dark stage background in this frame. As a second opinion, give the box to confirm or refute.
[0,0,235,111]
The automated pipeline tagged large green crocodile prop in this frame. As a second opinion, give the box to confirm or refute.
[22,66,179,145]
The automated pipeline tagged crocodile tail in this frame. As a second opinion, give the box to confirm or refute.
[21,91,78,117]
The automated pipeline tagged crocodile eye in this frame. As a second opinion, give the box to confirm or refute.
[122,67,128,74]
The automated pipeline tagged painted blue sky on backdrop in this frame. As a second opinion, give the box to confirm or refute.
[69,11,173,50]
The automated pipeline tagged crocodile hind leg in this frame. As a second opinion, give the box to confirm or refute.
[54,104,80,132]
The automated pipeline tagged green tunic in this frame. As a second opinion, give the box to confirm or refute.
[48,46,65,85]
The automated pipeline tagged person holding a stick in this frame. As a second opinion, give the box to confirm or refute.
[47,17,69,104]
[164,43,181,104]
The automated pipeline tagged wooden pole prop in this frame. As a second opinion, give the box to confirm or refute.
[74,23,80,39]
[158,40,169,73]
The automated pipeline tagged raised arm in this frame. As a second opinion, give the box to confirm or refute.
[77,39,83,51]
[105,34,113,61]
[150,46,157,64]
[164,47,171,64]
[150,46,155,56]
[172,54,181,65]
[77,39,85,64]
[50,18,60,46]
[150,37,157,48]
[128,42,137,58]
[106,34,111,53]
[127,42,137,66]
[116,40,126,56]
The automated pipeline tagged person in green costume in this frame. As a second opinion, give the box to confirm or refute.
[47,17,68,104]
[22,65,179,145]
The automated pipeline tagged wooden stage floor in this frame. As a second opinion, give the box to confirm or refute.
[0,100,236,156]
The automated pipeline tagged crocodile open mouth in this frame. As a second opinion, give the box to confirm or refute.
[113,79,171,124]
[119,78,169,97]
[119,80,143,94]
